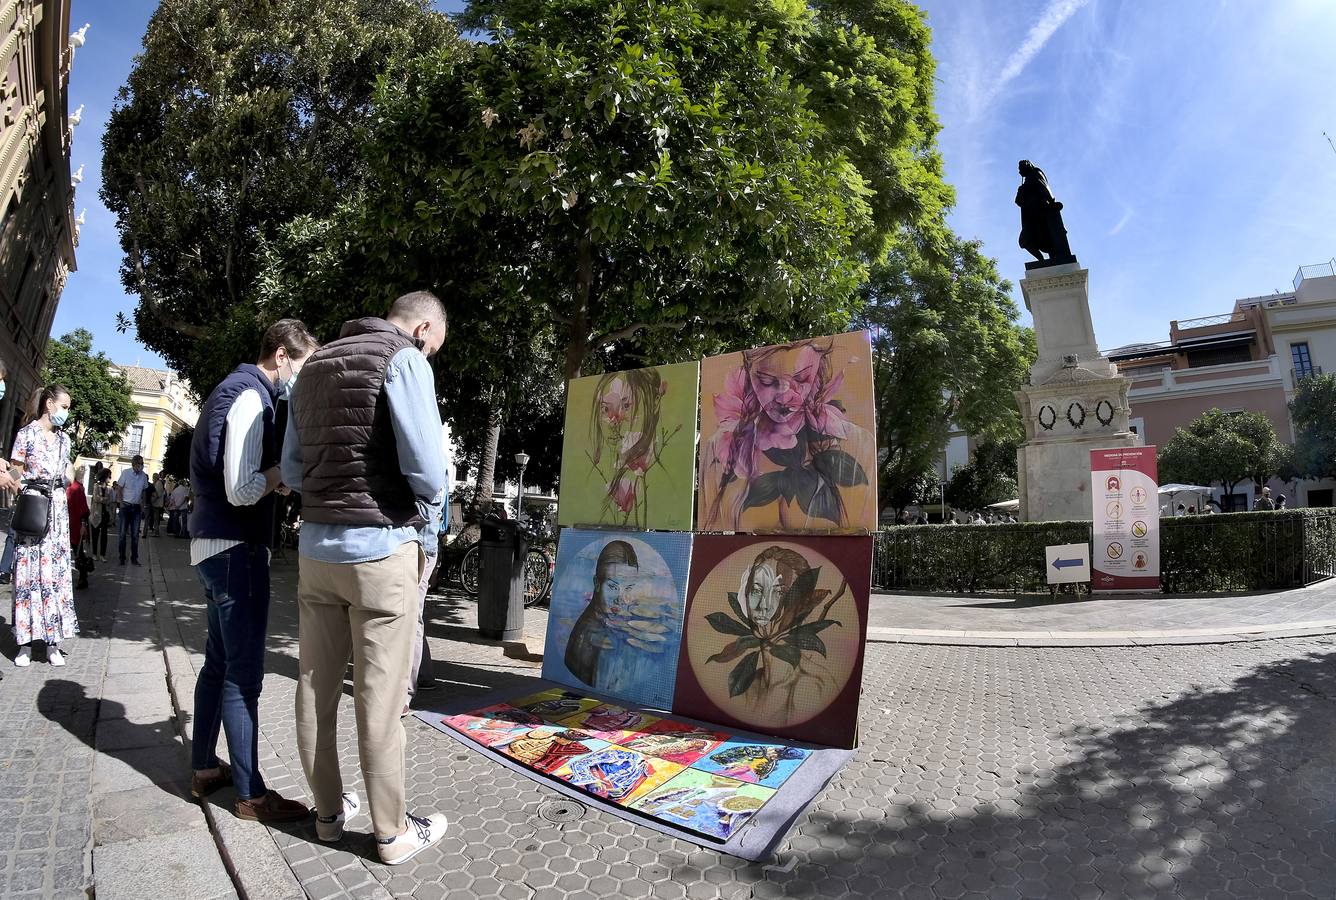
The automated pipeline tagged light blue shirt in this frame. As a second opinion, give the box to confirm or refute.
[281,345,448,564]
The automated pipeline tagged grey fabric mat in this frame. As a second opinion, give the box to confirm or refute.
[413,679,855,861]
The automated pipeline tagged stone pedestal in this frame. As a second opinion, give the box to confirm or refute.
[1015,264,1140,522]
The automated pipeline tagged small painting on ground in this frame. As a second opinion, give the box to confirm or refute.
[554,745,686,805]
[434,687,847,853]
[628,768,777,840]
[673,534,873,749]
[542,529,693,711]
[558,361,700,531]
[693,738,811,789]
[698,331,877,533]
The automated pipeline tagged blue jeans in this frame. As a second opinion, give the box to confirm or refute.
[191,543,272,799]
[117,503,142,562]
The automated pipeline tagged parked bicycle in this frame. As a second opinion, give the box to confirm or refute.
[428,518,555,608]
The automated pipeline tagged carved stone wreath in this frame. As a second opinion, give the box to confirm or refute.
[1038,405,1057,431]
[1066,401,1086,429]
[1095,399,1115,427]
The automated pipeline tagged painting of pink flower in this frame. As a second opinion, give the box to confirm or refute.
[610,477,637,513]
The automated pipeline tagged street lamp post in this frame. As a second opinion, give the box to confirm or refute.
[514,451,529,522]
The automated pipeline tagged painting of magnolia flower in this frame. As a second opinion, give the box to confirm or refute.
[672,535,873,749]
[558,362,699,531]
[541,529,694,711]
[698,332,877,533]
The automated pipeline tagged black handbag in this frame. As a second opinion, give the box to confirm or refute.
[12,480,53,540]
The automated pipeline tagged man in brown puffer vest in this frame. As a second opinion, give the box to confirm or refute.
[281,291,450,865]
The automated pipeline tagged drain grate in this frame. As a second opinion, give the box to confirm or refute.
[538,799,587,823]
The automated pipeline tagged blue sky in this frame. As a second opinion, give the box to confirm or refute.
[919,0,1336,349]
[55,1,1336,369]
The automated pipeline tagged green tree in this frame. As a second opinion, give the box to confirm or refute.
[100,0,459,394]
[41,330,137,459]
[860,235,1033,518]
[1291,372,1336,480]
[1158,409,1285,501]
[263,0,957,482]
[162,426,194,481]
[945,439,1019,512]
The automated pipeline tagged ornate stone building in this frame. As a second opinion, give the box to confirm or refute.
[0,0,80,452]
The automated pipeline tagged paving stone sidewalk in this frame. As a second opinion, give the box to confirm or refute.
[147,536,1336,899]
[1,538,235,900]
[869,577,1336,643]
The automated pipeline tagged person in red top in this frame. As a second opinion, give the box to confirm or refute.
[67,467,91,589]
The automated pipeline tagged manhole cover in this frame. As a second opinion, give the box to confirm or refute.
[538,800,587,823]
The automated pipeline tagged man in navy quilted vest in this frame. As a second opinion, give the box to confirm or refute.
[187,319,319,823]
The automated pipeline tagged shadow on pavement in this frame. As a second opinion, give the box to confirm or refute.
[769,644,1336,897]
[38,679,189,800]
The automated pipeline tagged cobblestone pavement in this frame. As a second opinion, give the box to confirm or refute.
[143,535,1336,900]
[869,577,1336,636]
[0,573,107,899]
[2,539,239,900]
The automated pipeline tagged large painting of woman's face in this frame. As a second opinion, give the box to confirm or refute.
[698,332,877,534]
[671,535,873,749]
[541,529,694,712]
[558,361,699,532]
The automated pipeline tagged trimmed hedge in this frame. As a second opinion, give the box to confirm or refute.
[873,509,1336,594]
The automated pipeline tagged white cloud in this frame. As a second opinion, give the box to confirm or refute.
[970,0,1092,119]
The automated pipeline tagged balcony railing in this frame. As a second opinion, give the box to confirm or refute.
[1174,311,1244,330]
[1294,259,1336,291]
[1293,365,1324,388]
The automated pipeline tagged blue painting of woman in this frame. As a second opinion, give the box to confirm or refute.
[548,531,691,711]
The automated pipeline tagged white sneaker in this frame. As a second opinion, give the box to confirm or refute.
[315,791,360,842]
[14,647,30,667]
[48,649,66,667]
[377,812,448,865]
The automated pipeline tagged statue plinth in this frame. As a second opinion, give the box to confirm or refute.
[1015,264,1140,522]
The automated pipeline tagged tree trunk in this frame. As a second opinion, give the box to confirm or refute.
[476,412,502,515]
[462,407,502,544]
[562,231,594,381]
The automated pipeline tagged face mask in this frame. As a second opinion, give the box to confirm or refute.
[281,366,299,398]
[51,408,69,428]
[0,379,6,401]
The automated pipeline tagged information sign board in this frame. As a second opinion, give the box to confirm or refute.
[1045,542,1090,585]
[1090,446,1160,592]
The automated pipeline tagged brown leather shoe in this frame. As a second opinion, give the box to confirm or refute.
[191,762,233,799]
[236,790,310,823]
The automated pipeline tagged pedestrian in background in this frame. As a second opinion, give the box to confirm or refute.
[1276,494,1287,510]
[149,473,166,535]
[1254,487,1276,511]
[115,455,149,565]
[169,479,191,537]
[188,319,318,823]
[0,359,16,585]
[89,468,114,561]
[8,385,78,667]
[67,466,90,589]
[283,291,449,864]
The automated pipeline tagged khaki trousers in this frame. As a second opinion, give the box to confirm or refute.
[295,541,423,839]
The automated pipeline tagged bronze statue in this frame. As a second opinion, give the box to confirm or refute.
[1016,160,1074,267]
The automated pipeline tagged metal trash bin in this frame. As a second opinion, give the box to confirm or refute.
[478,515,528,640]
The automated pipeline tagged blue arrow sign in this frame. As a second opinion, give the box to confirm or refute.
[1052,557,1083,570]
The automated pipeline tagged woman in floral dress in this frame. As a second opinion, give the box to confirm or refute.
[8,384,77,667]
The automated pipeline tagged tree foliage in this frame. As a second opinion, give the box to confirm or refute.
[260,0,958,475]
[1291,372,1336,480]
[162,426,194,481]
[41,330,137,459]
[945,439,1019,512]
[1158,408,1286,498]
[860,235,1033,516]
[100,0,459,395]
